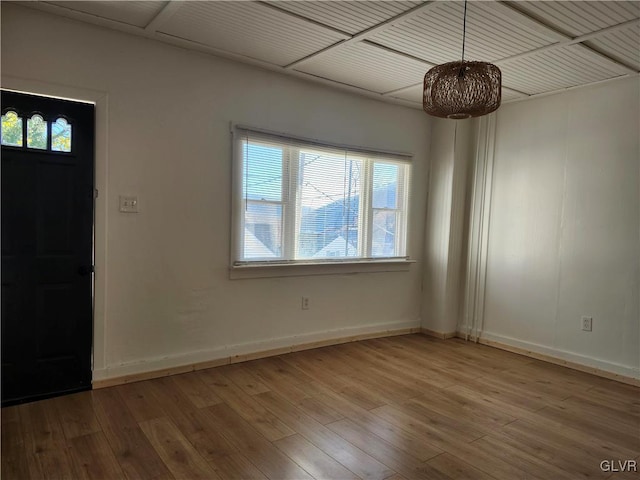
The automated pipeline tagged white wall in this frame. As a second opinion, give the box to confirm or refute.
[1,4,431,380]
[479,78,639,377]
[5,3,636,382]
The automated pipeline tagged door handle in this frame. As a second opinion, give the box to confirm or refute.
[78,265,94,276]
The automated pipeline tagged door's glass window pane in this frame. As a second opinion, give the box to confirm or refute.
[27,114,47,150]
[373,163,398,209]
[1,111,23,147]
[372,210,397,257]
[51,118,71,152]
[244,202,282,259]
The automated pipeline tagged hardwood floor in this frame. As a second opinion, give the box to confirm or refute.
[2,334,639,479]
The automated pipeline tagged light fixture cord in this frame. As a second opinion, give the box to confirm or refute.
[461,0,468,63]
[459,0,468,78]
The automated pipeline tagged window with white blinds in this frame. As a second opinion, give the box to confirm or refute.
[232,127,412,265]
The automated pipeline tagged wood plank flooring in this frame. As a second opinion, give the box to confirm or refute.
[2,334,639,479]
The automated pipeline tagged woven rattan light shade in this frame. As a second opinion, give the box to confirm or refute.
[423,61,502,119]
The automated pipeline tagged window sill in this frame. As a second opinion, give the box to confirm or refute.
[229,259,415,279]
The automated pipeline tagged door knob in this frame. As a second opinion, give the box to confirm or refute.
[78,265,94,276]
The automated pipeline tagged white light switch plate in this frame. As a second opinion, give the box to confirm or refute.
[119,195,139,213]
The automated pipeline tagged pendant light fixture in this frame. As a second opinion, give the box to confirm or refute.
[423,0,501,119]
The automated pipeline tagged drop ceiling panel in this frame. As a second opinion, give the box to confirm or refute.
[500,44,630,95]
[511,1,640,37]
[369,1,562,65]
[22,1,640,109]
[586,23,640,70]
[388,84,423,104]
[158,1,346,66]
[501,89,530,102]
[264,1,422,35]
[46,1,166,28]
[296,42,429,94]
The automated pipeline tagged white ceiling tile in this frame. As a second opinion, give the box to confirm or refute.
[499,44,631,94]
[511,1,640,37]
[501,88,529,102]
[264,1,422,35]
[45,1,166,28]
[158,1,346,66]
[296,42,429,94]
[23,1,640,106]
[387,84,423,104]
[369,1,561,65]
[586,22,640,70]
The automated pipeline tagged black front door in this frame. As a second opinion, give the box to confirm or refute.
[1,90,94,406]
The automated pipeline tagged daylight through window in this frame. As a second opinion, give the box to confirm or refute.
[1,111,23,147]
[1,111,72,152]
[233,128,411,265]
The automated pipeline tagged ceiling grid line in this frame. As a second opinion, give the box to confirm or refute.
[497,1,639,71]
[496,18,640,71]
[257,1,352,39]
[361,40,435,66]
[144,0,182,33]
[503,73,637,104]
[284,1,440,69]
[22,1,640,110]
[587,25,640,69]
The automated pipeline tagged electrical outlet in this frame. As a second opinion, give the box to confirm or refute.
[301,297,310,310]
[581,316,593,332]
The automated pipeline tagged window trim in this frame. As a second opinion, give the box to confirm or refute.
[229,258,415,280]
[229,123,414,276]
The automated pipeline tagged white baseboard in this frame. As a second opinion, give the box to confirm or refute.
[93,320,421,388]
[471,331,640,385]
[420,328,457,339]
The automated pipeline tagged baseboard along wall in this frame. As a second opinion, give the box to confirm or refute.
[93,325,638,389]
[93,324,421,389]
[455,332,640,387]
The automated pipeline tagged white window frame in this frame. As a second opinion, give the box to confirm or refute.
[230,125,415,278]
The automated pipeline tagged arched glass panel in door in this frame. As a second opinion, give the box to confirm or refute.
[27,114,47,150]
[51,117,72,152]
[1,111,23,147]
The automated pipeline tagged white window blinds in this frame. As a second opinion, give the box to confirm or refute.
[232,127,412,265]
